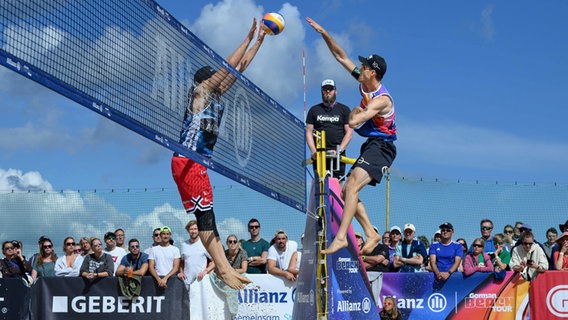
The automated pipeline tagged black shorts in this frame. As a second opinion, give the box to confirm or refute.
[351,139,396,186]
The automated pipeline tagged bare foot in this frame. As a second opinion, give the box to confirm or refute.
[321,237,348,255]
[216,267,251,290]
[360,232,381,255]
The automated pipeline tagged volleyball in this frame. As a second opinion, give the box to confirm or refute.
[262,12,285,35]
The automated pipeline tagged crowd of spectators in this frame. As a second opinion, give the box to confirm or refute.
[1,218,566,304]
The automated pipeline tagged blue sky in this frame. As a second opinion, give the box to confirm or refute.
[1,1,568,253]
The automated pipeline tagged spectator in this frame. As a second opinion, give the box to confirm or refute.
[80,238,114,280]
[388,226,402,272]
[510,231,548,281]
[148,226,181,289]
[553,231,568,270]
[267,229,298,282]
[28,235,49,267]
[102,231,127,276]
[363,236,390,273]
[178,220,213,286]
[382,232,391,246]
[79,237,92,256]
[431,230,441,245]
[55,237,84,277]
[379,296,402,320]
[513,221,524,242]
[32,238,57,282]
[455,238,468,273]
[502,225,515,251]
[305,78,353,180]
[417,235,429,252]
[492,234,511,272]
[1,240,33,280]
[429,222,462,281]
[393,224,427,272]
[114,228,127,249]
[145,228,162,255]
[242,218,270,274]
[463,238,494,276]
[116,239,149,277]
[12,240,26,261]
[543,227,558,260]
[225,234,248,274]
[74,243,82,255]
[355,232,365,251]
[559,219,568,233]
[469,219,494,254]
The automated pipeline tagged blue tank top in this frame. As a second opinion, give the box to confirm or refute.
[179,89,224,157]
[354,83,397,141]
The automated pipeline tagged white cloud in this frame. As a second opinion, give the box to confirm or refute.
[480,5,495,41]
[0,168,53,191]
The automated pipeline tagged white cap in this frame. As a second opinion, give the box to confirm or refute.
[390,226,401,233]
[404,223,416,232]
[321,79,335,87]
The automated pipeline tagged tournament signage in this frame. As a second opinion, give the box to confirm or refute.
[31,277,188,320]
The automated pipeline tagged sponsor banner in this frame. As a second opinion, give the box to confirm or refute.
[31,276,188,320]
[190,273,296,319]
[0,278,31,320]
[530,271,568,320]
[326,178,379,319]
[379,271,530,320]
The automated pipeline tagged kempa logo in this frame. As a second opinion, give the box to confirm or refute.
[230,87,253,167]
[52,296,165,313]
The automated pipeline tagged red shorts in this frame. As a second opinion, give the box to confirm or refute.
[171,156,213,214]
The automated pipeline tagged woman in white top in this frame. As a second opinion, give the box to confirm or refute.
[55,237,84,277]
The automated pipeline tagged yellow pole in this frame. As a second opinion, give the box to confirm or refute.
[314,130,328,319]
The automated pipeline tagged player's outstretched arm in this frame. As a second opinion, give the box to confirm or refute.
[306,17,356,74]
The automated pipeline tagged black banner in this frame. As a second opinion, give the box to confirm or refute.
[30,277,188,320]
[0,278,31,320]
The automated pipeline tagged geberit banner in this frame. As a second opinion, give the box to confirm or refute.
[31,277,189,320]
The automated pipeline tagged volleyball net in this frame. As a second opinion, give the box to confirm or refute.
[0,0,306,211]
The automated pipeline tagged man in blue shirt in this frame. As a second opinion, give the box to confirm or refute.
[429,222,463,281]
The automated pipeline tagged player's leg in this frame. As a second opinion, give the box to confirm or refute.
[322,166,372,255]
[356,201,381,255]
[197,216,251,289]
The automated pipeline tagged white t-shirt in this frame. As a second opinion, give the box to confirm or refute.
[267,240,298,270]
[180,238,211,284]
[103,246,127,275]
[148,245,181,276]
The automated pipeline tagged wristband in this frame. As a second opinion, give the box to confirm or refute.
[351,67,361,80]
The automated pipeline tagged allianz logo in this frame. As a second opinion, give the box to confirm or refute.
[51,296,165,313]
[336,297,372,313]
[379,293,447,313]
[238,288,294,304]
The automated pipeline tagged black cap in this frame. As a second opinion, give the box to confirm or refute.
[38,235,49,243]
[104,232,116,240]
[439,222,454,231]
[559,219,568,233]
[194,66,216,85]
[358,54,387,77]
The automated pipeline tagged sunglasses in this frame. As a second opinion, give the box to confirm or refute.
[73,249,82,254]
[106,236,116,240]
[227,240,238,244]
[249,225,260,229]
[496,241,504,245]
[65,242,76,246]
[504,230,514,234]
[440,229,452,232]
[384,302,393,306]
[43,245,53,249]
[93,243,102,247]
[153,233,160,237]
[130,245,140,249]
[3,246,14,250]
[522,242,534,246]
[480,226,492,231]
[322,86,335,91]
[473,244,483,248]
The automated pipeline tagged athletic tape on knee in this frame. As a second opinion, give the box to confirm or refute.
[195,209,219,237]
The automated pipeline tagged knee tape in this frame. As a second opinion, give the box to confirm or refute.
[195,209,219,237]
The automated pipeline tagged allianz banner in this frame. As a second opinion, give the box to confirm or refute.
[31,277,189,320]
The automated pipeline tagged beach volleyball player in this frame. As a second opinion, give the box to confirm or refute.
[307,17,397,256]
[171,18,266,289]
